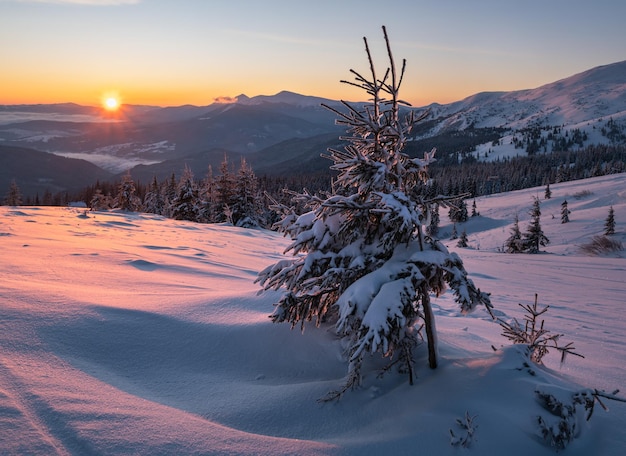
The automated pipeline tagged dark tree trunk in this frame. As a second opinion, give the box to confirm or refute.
[422,287,438,369]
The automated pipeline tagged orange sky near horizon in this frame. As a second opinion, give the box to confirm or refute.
[1,0,625,109]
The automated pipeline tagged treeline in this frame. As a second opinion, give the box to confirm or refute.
[90,157,271,228]
[6,144,626,227]
[426,144,626,197]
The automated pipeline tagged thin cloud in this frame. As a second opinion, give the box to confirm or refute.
[225,28,342,49]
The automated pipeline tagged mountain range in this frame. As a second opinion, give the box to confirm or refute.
[1,60,625,198]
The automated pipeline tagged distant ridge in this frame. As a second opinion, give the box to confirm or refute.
[0,145,112,198]
[1,60,625,192]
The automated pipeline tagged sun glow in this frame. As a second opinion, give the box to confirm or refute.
[104,97,119,110]
[101,92,122,112]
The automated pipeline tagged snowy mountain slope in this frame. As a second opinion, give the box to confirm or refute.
[1,173,625,455]
[428,60,626,131]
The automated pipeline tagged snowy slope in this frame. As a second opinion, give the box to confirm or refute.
[1,173,625,455]
[429,60,626,131]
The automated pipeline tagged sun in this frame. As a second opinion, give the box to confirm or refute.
[104,96,120,111]
[100,91,122,113]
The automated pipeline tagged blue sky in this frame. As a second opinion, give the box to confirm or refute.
[1,0,625,107]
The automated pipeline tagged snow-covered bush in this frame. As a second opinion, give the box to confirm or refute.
[257,26,492,397]
[535,386,626,451]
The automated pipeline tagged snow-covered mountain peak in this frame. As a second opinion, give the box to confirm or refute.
[430,60,626,132]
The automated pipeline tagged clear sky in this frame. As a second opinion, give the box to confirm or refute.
[1,0,625,108]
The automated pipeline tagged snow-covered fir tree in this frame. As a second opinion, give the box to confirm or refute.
[162,172,178,218]
[113,172,141,211]
[198,165,215,223]
[450,223,459,240]
[471,199,479,217]
[4,180,22,206]
[448,198,468,223]
[523,197,549,253]
[457,229,469,248]
[213,156,237,223]
[143,175,166,215]
[257,27,492,397]
[605,206,616,235]
[561,200,570,224]
[170,165,200,222]
[231,158,263,227]
[505,213,523,253]
[90,189,111,211]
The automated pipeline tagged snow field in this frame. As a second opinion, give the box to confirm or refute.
[0,173,625,455]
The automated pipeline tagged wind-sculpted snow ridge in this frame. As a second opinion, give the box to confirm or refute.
[0,173,625,455]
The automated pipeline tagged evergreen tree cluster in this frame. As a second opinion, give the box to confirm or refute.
[505,198,550,254]
[423,144,626,199]
[85,157,267,228]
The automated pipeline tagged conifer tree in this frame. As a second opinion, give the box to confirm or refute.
[457,229,469,248]
[449,199,468,223]
[471,199,479,217]
[214,156,237,222]
[113,171,141,211]
[257,27,492,396]
[231,158,263,227]
[505,213,523,253]
[163,172,178,218]
[450,223,458,240]
[605,206,616,235]
[523,197,549,253]
[545,183,552,199]
[4,180,22,206]
[171,165,200,221]
[561,200,570,224]
[143,176,166,215]
[90,189,111,211]
[198,165,215,223]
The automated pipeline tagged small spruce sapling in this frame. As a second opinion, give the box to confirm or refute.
[605,206,616,235]
[561,200,570,224]
[498,294,583,365]
[499,294,626,450]
[471,199,479,217]
[523,197,549,253]
[505,213,523,253]
[450,223,458,240]
[457,229,469,248]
